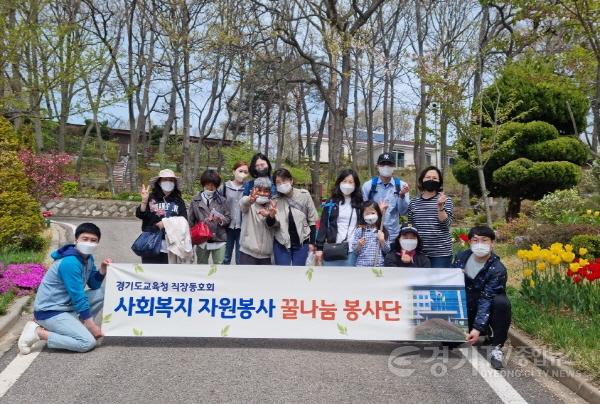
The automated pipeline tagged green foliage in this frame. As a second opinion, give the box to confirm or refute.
[61,181,79,197]
[0,249,46,265]
[0,118,44,249]
[19,234,49,252]
[571,235,600,258]
[479,57,589,135]
[531,188,584,224]
[492,158,581,201]
[220,143,255,172]
[526,137,589,165]
[0,291,16,315]
[520,224,600,248]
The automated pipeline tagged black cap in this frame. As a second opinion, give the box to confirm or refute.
[377,153,394,165]
[400,223,419,236]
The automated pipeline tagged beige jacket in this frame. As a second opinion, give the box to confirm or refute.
[239,196,275,259]
[268,188,318,249]
[162,216,194,263]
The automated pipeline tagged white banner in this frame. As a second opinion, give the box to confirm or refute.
[101,264,469,342]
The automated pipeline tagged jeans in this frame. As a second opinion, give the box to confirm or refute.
[467,294,512,346]
[36,288,104,353]
[141,253,169,264]
[196,245,225,265]
[273,241,310,266]
[223,228,241,265]
[429,255,453,268]
[323,251,357,267]
[238,251,272,265]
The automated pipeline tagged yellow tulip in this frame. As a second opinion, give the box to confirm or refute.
[531,244,542,252]
[565,244,573,252]
[529,280,536,288]
[578,259,589,267]
[587,209,593,215]
[523,269,533,278]
[517,250,527,260]
[561,251,575,263]
[536,262,546,271]
[569,263,580,273]
[550,242,564,254]
[595,211,600,217]
[579,247,588,257]
[550,255,562,266]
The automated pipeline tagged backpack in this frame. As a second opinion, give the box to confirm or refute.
[367,176,402,201]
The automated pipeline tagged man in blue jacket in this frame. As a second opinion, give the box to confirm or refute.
[18,223,112,354]
[453,225,511,370]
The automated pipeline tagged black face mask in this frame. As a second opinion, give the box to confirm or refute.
[256,168,269,177]
[422,180,441,192]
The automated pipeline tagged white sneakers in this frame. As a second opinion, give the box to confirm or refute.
[489,345,504,370]
[17,321,40,355]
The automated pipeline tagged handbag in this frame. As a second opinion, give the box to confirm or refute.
[323,205,353,262]
[131,230,163,257]
[191,221,213,245]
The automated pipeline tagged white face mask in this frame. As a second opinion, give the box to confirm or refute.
[203,190,215,198]
[378,166,394,177]
[255,196,270,205]
[364,214,378,225]
[277,183,292,195]
[400,238,418,252]
[160,181,175,193]
[471,243,491,257]
[340,183,355,196]
[76,241,98,255]
[234,171,247,182]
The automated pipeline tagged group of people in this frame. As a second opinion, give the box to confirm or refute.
[17,152,511,370]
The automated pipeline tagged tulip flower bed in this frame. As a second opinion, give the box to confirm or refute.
[517,243,599,315]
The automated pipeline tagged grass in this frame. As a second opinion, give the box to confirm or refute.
[0,291,16,315]
[0,249,47,265]
[508,286,600,383]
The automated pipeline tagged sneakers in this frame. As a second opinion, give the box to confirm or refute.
[489,345,504,370]
[17,321,40,355]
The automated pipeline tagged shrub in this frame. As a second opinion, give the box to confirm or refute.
[61,181,79,197]
[0,263,46,296]
[495,214,534,242]
[18,149,74,202]
[533,188,584,224]
[570,235,600,258]
[521,223,600,248]
[20,234,49,252]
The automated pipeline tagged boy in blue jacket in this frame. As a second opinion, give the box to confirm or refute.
[453,225,512,370]
[18,223,112,354]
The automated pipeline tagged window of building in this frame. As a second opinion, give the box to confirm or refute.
[393,150,405,168]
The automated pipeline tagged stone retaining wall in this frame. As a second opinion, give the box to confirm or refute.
[44,198,139,218]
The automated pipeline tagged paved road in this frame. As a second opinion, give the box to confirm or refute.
[0,218,586,403]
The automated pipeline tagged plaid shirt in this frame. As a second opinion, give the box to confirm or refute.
[350,226,390,267]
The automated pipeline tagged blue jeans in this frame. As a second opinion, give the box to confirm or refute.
[273,241,310,266]
[323,251,357,267]
[36,288,104,353]
[429,255,453,268]
[223,228,241,265]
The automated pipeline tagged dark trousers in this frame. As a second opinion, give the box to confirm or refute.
[468,294,512,346]
[141,253,169,264]
[223,228,241,265]
[238,251,272,265]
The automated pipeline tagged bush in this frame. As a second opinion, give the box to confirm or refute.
[19,234,49,252]
[61,181,79,197]
[570,235,600,258]
[521,223,600,248]
[495,214,534,242]
[18,149,74,202]
[533,188,584,224]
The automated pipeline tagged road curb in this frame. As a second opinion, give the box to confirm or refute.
[0,296,31,339]
[508,326,600,404]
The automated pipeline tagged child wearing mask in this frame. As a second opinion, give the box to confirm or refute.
[350,201,390,267]
[384,224,431,268]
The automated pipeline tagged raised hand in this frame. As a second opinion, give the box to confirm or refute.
[249,187,258,204]
[437,191,447,209]
[400,184,409,197]
[401,251,412,264]
[378,200,389,213]
[140,184,149,203]
[268,200,277,217]
[377,230,386,244]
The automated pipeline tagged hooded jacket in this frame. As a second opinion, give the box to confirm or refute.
[34,245,105,321]
[453,249,508,332]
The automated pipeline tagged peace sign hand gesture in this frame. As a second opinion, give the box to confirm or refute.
[140,184,149,203]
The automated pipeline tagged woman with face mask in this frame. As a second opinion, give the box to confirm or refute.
[220,161,249,264]
[266,168,319,266]
[135,169,188,264]
[315,169,363,266]
[189,169,232,264]
[384,225,431,268]
[407,166,454,268]
[242,153,277,197]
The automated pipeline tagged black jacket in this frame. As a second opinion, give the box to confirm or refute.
[315,199,362,251]
[453,249,508,332]
[384,250,431,268]
[135,194,188,233]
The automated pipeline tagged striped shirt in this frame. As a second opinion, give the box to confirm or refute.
[350,226,391,267]
[407,194,454,257]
